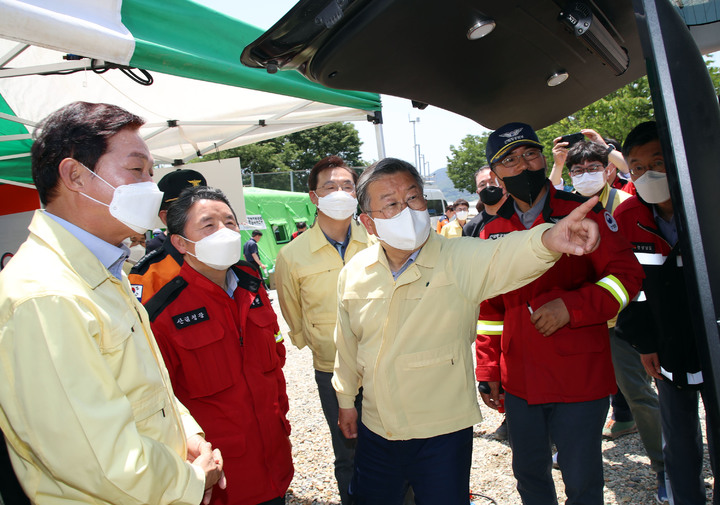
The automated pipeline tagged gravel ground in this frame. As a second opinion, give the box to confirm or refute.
[268,291,714,504]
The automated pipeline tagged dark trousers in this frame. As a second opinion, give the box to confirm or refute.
[609,329,664,473]
[610,388,633,422]
[505,392,608,505]
[315,370,362,505]
[656,379,718,505]
[352,423,472,505]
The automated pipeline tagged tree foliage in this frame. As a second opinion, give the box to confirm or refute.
[446,60,720,192]
[535,77,655,148]
[446,133,490,194]
[198,122,365,174]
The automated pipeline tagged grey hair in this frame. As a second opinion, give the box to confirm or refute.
[474,165,491,179]
[356,158,424,213]
[166,186,236,236]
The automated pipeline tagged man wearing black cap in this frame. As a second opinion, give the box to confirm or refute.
[129,168,206,304]
[474,122,644,505]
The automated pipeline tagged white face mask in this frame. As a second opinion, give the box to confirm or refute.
[315,190,358,220]
[571,171,607,197]
[182,227,242,270]
[634,170,671,204]
[371,207,431,251]
[79,163,163,234]
[455,210,469,221]
[128,245,146,264]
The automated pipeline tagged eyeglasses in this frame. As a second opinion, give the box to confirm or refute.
[495,149,542,169]
[367,194,427,219]
[569,163,605,177]
[318,181,356,193]
[629,160,665,177]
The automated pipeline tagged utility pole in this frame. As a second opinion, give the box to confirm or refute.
[409,116,420,171]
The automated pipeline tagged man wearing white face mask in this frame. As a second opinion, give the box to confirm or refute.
[440,198,469,238]
[0,102,224,504]
[566,140,666,499]
[275,155,372,505]
[129,168,208,304]
[614,121,716,504]
[149,186,293,505]
[333,157,608,504]
[568,140,631,214]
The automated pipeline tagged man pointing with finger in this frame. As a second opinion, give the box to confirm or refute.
[332,156,609,505]
[474,122,644,505]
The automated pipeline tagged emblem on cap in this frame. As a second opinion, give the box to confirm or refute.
[499,128,524,139]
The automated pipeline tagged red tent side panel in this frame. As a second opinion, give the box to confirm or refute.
[0,185,40,216]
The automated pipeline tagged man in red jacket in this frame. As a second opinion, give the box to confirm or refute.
[475,122,644,505]
[614,121,716,504]
[148,186,293,505]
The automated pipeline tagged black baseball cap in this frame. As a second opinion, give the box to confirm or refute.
[158,169,207,209]
[486,122,543,166]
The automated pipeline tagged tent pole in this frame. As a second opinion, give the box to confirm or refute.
[374,123,386,159]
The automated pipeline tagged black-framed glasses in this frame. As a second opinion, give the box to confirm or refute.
[569,163,605,177]
[629,160,665,177]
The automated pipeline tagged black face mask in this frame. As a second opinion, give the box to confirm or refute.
[479,186,504,206]
[500,168,547,205]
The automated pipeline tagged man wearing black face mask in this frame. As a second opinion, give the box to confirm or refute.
[463,166,506,237]
[474,122,645,505]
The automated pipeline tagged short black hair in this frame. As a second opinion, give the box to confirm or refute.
[566,140,608,169]
[296,221,307,229]
[453,199,470,209]
[622,121,659,158]
[31,101,145,205]
[166,186,235,236]
[308,155,357,191]
[252,230,263,237]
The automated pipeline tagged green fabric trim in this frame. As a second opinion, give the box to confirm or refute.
[122,0,382,111]
[0,93,33,185]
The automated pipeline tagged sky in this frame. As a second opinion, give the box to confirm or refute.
[199,0,718,175]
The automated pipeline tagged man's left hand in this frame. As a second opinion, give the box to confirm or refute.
[541,196,600,255]
[530,298,570,336]
[338,407,358,439]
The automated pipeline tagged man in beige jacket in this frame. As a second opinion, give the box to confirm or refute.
[275,155,371,504]
[0,102,224,505]
[333,157,601,504]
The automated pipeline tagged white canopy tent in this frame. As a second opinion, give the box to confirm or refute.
[0,0,384,186]
[0,41,377,166]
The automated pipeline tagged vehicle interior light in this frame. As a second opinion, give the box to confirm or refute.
[547,71,570,86]
[467,19,496,40]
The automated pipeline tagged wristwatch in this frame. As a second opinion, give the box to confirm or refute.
[606,144,616,154]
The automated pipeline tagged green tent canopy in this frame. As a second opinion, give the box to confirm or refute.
[241,187,317,276]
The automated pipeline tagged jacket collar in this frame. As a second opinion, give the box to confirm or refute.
[307,218,369,254]
[358,229,441,273]
[29,210,117,290]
